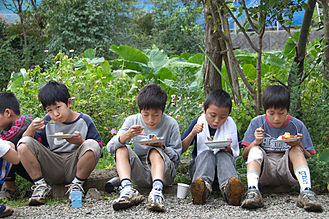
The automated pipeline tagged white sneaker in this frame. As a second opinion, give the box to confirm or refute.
[29,184,52,206]
[147,188,165,212]
[112,185,144,211]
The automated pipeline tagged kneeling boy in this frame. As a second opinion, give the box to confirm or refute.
[241,85,322,212]
[18,81,103,206]
[107,84,182,212]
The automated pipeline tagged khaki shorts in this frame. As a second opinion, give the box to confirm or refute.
[117,146,176,187]
[259,148,298,191]
[18,136,102,184]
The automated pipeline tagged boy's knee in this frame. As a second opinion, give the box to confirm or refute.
[148,148,163,161]
[115,146,128,157]
[288,146,303,156]
[246,146,263,165]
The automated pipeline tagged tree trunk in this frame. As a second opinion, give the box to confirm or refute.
[203,0,222,97]
[288,0,316,117]
[321,0,329,80]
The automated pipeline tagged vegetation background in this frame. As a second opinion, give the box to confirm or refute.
[0,0,328,196]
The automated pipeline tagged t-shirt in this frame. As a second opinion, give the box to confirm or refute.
[0,139,11,185]
[107,113,182,168]
[35,113,103,153]
[242,114,315,153]
[181,116,241,159]
[0,114,33,145]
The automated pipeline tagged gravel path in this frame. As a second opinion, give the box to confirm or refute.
[8,191,328,218]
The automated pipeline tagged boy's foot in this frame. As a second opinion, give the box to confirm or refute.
[241,187,264,209]
[65,183,85,201]
[190,177,211,205]
[297,188,323,212]
[112,186,144,211]
[221,176,243,206]
[28,184,52,206]
[147,188,165,212]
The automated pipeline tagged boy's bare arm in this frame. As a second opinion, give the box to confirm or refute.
[2,141,19,164]
[181,123,203,154]
[23,118,44,137]
[242,127,264,160]
[118,125,144,145]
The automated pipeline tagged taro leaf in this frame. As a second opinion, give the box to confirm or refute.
[110,45,149,64]
[144,48,168,75]
[158,67,174,80]
[188,54,204,65]
[243,64,256,81]
[79,48,96,59]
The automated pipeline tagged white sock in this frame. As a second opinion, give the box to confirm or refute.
[295,166,311,192]
[72,176,86,185]
[247,170,259,190]
[34,177,47,186]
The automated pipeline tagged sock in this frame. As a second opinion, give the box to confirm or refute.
[152,179,163,191]
[120,178,132,188]
[72,176,86,185]
[295,166,312,192]
[33,177,47,186]
[247,171,259,190]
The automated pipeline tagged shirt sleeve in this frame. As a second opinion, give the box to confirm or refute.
[107,116,135,154]
[0,115,30,145]
[298,121,315,153]
[83,114,103,148]
[0,139,11,158]
[163,120,182,166]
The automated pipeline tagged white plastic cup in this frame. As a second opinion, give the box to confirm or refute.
[177,183,189,199]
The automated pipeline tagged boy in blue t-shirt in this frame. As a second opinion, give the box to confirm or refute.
[241,85,322,212]
[181,90,242,206]
[17,81,103,206]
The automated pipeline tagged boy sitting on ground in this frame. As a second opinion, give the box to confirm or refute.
[0,139,21,217]
[107,84,182,212]
[241,85,322,212]
[17,81,103,206]
[181,89,242,206]
[0,92,33,200]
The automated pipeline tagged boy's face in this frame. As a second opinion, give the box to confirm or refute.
[0,109,15,130]
[205,104,230,129]
[265,107,288,128]
[140,108,163,129]
[45,99,73,123]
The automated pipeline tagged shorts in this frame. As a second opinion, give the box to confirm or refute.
[118,145,176,187]
[18,136,102,184]
[259,148,298,191]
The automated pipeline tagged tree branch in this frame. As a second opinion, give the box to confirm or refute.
[241,0,259,34]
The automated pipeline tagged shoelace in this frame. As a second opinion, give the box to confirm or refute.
[65,183,84,194]
[31,184,49,191]
[151,188,163,203]
[119,185,133,199]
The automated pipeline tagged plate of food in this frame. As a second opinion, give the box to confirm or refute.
[138,137,164,145]
[205,140,232,149]
[272,132,301,143]
[48,132,78,138]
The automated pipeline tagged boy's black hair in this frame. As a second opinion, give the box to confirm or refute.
[137,84,167,112]
[204,89,232,113]
[38,81,70,108]
[262,85,290,112]
[0,92,20,115]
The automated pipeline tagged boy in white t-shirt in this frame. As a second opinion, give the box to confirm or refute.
[181,89,242,206]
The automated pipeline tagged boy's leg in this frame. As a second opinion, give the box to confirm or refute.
[190,150,215,205]
[289,146,323,212]
[146,148,166,212]
[241,146,264,209]
[17,137,55,206]
[112,146,145,211]
[216,151,242,206]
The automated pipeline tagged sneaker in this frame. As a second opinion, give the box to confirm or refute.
[29,184,52,206]
[221,176,243,206]
[190,177,212,205]
[241,187,264,209]
[0,187,20,201]
[297,189,323,212]
[112,185,144,211]
[65,183,85,201]
[147,188,165,212]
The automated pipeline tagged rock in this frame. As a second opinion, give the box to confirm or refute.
[85,188,102,200]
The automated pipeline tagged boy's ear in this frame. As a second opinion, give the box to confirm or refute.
[4,108,13,118]
[67,98,73,108]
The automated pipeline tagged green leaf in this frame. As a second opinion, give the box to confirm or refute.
[243,64,256,80]
[188,54,204,65]
[79,48,96,59]
[158,67,174,80]
[110,45,149,64]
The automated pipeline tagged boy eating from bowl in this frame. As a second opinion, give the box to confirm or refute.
[17,81,102,206]
[107,84,181,212]
[241,85,322,212]
[181,89,242,206]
